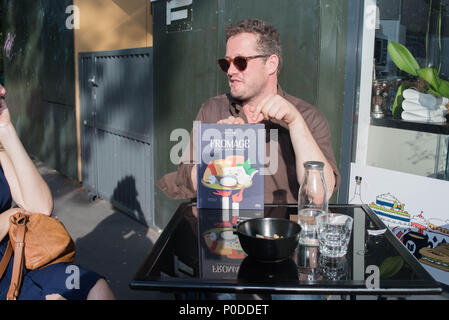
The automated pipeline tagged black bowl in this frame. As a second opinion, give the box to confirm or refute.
[236,218,301,262]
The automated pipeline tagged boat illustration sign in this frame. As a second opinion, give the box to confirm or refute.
[349,163,449,285]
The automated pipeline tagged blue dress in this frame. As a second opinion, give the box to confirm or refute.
[0,166,104,300]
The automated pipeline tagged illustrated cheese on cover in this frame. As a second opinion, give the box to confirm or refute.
[202,155,245,183]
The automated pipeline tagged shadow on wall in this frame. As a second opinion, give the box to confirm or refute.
[111,175,147,225]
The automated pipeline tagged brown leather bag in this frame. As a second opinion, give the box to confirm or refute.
[0,211,76,300]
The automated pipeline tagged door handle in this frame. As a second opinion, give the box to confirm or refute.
[88,76,98,87]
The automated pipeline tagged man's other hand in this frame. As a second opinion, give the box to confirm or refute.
[217,116,245,125]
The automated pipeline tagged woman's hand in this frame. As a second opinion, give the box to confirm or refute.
[0,85,12,129]
[0,104,12,129]
[0,207,24,242]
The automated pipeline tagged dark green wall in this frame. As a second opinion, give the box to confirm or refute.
[2,0,77,180]
[317,0,347,199]
[153,0,348,228]
[153,0,221,228]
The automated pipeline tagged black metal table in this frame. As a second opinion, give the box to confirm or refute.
[130,203,442,297]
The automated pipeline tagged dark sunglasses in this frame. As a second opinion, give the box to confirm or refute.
[217,55,269,72]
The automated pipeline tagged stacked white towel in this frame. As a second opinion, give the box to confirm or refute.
[401,89,449,123]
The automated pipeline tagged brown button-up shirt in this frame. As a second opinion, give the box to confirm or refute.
[156,88,340,204]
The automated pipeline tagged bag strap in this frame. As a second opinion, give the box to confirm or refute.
[0,241,13,279]
[6,212,27,300]
[0,209,26,280]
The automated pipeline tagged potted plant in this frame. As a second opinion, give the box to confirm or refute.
[387,0,449,118]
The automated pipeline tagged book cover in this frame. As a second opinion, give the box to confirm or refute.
[196,123,265,210]
[197,208,264,280]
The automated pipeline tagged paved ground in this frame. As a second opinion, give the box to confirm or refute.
[36,160,173,300]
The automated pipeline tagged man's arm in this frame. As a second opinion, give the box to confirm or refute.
[157,104,207,199]
[288,115,336,198]
[254,94,336,198]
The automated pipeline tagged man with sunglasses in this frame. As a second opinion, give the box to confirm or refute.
[158,19,340,206]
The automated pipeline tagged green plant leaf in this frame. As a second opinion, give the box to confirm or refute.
[388,42,420,77]
[417,67,449,98]
[438,79,449,98]
[380,256,404,279]
[417,67,440,92]
[428,87,440,96]
[392,83,411,118]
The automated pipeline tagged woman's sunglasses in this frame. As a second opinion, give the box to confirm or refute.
[217,55,269,73]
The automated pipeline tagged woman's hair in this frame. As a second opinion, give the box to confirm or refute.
[225,19,282,74]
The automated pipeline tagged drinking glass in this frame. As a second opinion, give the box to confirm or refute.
[317,213,353,258]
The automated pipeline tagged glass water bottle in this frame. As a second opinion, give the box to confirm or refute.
[298,161,328,246]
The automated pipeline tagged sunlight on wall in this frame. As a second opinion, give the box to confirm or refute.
[73,0,153,180]
[74,0,152,52]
